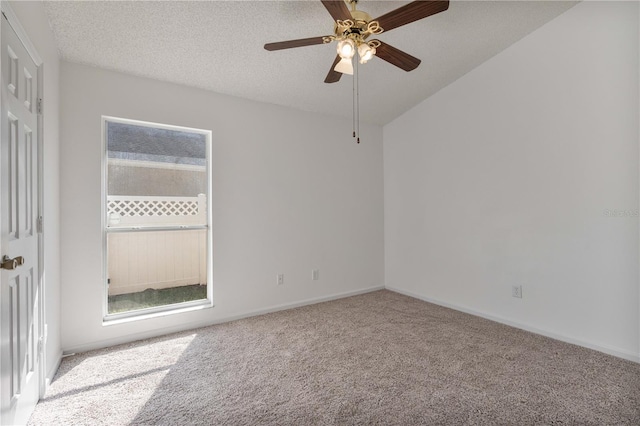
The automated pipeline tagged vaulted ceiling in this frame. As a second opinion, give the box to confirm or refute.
[43,1,577,125]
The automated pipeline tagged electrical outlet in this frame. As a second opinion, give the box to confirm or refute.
[512,285,522,298]
[312,269,319,281]
[277,274,284,285]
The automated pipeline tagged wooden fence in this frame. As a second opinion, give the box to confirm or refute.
[106,194,207,295]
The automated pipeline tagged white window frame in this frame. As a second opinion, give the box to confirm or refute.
[101,116,213,322]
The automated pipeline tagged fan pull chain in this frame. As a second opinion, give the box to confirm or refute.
[356,58,360,144]
[351,58,360,144]
[352,60,356,139]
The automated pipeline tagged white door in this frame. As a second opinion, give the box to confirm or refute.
[0,11,42,426]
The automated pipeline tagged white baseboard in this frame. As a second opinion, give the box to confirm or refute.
[46,350,63,387]
[386,285,640,364]
[63,285,385,355]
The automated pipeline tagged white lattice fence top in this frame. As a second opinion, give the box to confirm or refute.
[108,199,199,217]
[107,194,206,227]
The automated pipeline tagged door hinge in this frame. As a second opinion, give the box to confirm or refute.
[37,216,43,234]
[37,98,43,115]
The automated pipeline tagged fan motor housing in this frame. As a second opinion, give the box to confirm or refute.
[333,9,376,38]
[350,9,372,23]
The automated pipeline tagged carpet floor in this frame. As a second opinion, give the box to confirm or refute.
[28,290,640,425]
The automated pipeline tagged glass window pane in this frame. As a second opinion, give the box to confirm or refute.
[107,230,207,314]
[105,119,209,316]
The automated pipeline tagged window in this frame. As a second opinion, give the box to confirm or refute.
[103,117,212,320]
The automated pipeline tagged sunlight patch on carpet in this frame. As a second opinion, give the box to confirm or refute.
[38,334,197,425]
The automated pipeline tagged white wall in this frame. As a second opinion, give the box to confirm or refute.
[60,62,384,352]
[7,0,62,382]
[384,1,639,361]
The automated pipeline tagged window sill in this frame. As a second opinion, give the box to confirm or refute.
[103,299,214,326]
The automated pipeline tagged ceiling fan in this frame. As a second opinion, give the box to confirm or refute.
[264,0,450,83]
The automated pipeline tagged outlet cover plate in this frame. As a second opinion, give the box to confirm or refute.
[512,285,522,298]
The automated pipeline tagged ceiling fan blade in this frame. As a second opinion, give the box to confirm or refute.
[373,1,449,33]
[264,36,328,51]
[324,55,343,83]
[320,0,352,22]
[373,41,421,71]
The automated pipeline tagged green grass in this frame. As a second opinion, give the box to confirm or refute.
[108,284,207,314]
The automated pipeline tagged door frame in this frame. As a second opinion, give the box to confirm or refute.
[0,0,46,400]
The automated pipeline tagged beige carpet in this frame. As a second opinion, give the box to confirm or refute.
[29,290,640,425]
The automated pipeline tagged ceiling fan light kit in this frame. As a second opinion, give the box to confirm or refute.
[264,0,450,141]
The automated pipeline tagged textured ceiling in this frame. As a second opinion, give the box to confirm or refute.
[43,1,577,125]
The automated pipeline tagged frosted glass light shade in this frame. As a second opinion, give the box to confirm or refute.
[334,57,354,75]
[358,43,376,64]
[336,39,356,59]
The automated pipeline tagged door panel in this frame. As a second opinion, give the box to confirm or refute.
[8,113,17,240]
[1,12,41,426]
